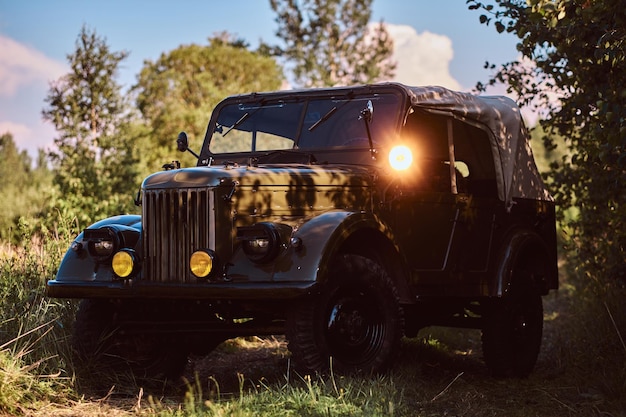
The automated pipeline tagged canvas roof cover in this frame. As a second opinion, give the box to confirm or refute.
[400,84,553,209]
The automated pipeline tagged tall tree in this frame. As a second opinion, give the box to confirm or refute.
[42,26,139,227]
[132,33,284,171]
[468,0,626,283]
[267,0,396,88]
[0,133,31,241]
[0,133,53,242]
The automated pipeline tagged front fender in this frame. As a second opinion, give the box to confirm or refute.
[50,215,142,285]
[273,211,392,286]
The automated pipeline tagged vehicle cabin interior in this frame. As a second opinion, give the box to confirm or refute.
[404,109,498,198]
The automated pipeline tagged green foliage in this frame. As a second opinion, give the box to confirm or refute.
[148,372,401,417]
[468,0,626,285]
[266,0,396,88]
[0,134,54,244]
[42,26,140,228]
[0,216,78,414]
[132,34,284,171]
[0,348,71,415]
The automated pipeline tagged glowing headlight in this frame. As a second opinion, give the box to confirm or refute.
[389,145,413,171]
[112,249,136,278]
[190,250,214,278]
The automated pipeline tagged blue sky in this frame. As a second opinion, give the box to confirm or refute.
[0,0,519,159]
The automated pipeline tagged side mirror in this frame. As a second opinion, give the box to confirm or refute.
[359,100,374,123]
[177,131,189,152]
[176,131,200,160]
[359,100,376,160]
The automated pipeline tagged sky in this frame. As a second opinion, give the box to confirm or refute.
[0,0,520,160]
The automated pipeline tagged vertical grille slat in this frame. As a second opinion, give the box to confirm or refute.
[143,188,213,283]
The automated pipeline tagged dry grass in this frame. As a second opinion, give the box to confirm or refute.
[2,233,624,416]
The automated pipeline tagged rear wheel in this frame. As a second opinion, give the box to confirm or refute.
[286,254,403,374]
[481,285,543,377]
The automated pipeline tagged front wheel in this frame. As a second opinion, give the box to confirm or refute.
[286,254,403,374]
[72,299,189,382]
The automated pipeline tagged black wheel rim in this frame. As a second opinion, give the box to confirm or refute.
[325,288,386,366]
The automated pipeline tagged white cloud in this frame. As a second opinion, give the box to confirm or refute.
[0,120,31,138]
[0,35,67,97]
[0,35,65,159]
[383,24,461,90]
[0,119,57,158]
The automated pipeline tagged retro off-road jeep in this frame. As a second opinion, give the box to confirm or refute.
[47,83,557,379]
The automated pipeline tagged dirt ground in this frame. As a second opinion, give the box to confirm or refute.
[28,289,622,417]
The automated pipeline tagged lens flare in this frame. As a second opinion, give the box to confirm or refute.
[389,145,413,171]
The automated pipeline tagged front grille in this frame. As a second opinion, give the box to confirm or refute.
[143,188,214,282]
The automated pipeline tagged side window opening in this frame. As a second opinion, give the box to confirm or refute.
[403,111,497,197]
[452,119,498,198]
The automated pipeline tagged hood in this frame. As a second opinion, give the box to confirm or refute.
[142,164,375,190]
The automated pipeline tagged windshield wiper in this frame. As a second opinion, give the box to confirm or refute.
[308,106,337,132]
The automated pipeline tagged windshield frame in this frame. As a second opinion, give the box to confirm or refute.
[198,85,408,166]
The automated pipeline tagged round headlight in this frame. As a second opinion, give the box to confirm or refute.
[190,250,214,278]
[112,250,136,278]
[389,145,413,171]
[85,227,120,261]
[238,223,281,263]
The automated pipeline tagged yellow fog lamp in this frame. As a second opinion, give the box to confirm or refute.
[389,145,413,171]
[190,250,215,278]
[112,249,137,278]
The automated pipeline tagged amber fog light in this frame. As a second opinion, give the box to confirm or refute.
[190,250,214,278]
[112,249,136,278]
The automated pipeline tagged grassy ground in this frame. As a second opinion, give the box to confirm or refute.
[1,236,625,417]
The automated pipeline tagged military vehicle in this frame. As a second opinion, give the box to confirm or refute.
[47,83,558,378]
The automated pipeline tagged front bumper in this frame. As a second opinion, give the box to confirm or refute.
[45,279,318,300]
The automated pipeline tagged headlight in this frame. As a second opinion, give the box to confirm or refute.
[190,250,215,278]
[389,145,413,171]
[112,249,137,278]
[237,222,283,264]
[84,227,119,261]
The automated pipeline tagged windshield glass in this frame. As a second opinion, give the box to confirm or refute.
[208,93,401,154]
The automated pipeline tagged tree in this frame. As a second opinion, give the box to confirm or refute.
[467,0,626,283]
[42,26,139,228]
[132,33,284,171]
[0,133,32,241]
[267,0,396,88]
[0,133,53,242]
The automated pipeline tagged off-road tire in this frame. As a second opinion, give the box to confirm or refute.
[481,290,543,378]
[286,254,403,375]
[72,299,189,381]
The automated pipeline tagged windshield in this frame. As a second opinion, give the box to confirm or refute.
[208,93,401,154]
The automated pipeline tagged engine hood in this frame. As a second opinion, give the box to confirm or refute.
[142,164,376,190]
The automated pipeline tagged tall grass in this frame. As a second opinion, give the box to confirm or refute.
[0,216,78,414]
[0,215,624,416]
[145,371,402,417]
